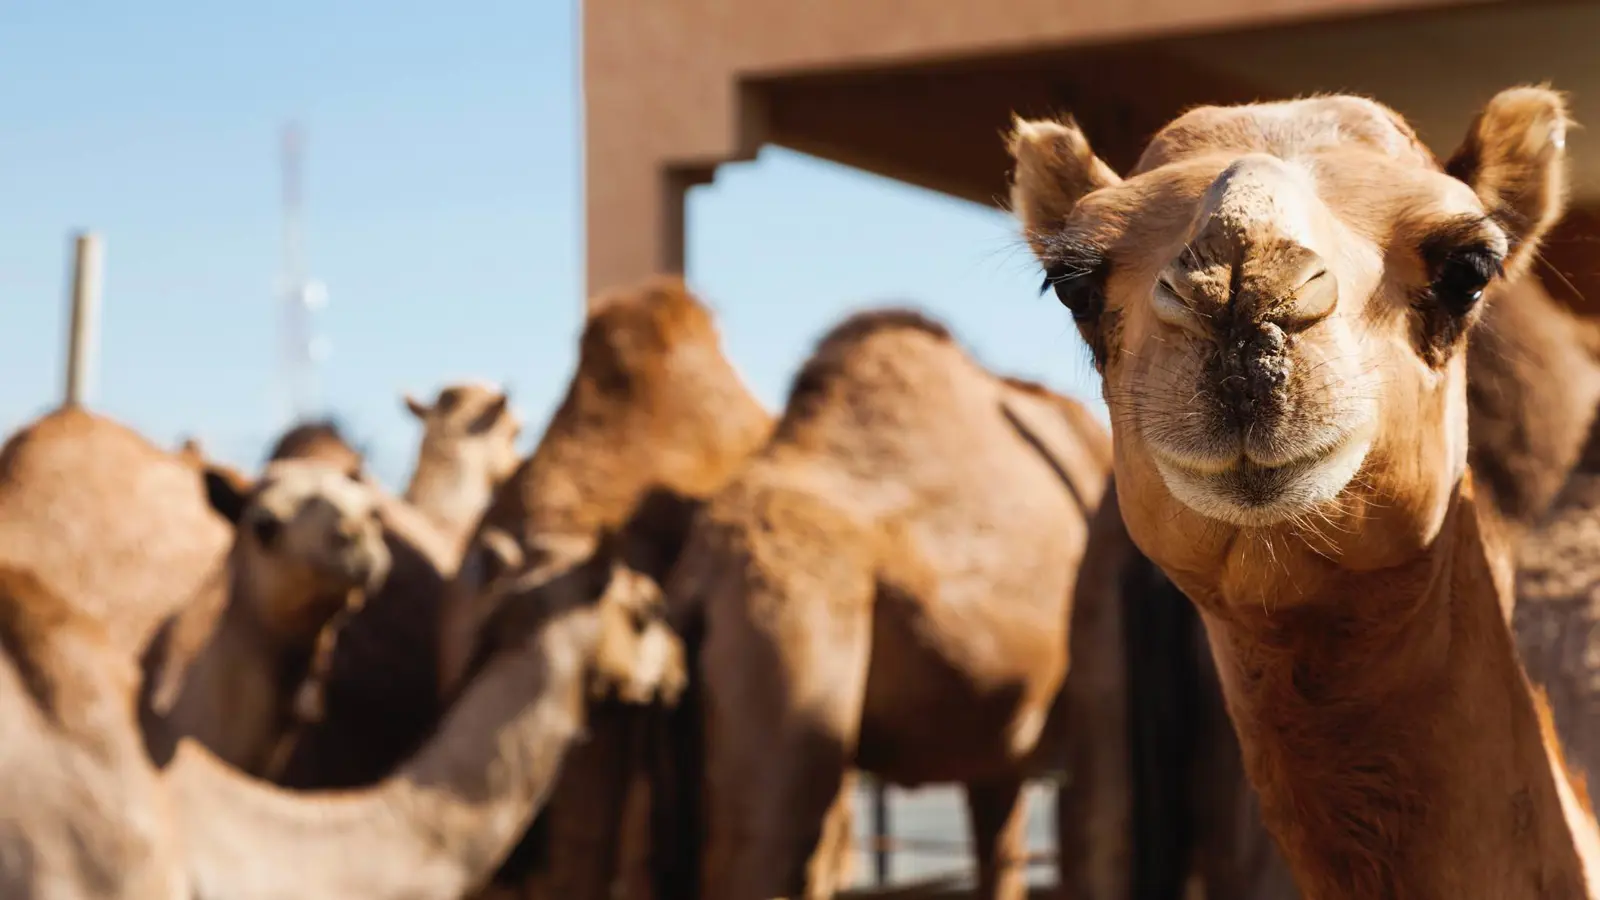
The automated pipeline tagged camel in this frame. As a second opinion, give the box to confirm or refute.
[1059,271,1600,900]
[665,309,1110,900]
[0,564,190,900]
[262,481,458,789]
[0,407,233,658]
[1009,87,1600,897]
[141,458,393,776]
[404,381,523,558]
[440,275,772,900]
[206,408,464,788]
[249,385,515,788]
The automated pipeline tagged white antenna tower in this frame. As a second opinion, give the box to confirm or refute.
[278,122,330,426]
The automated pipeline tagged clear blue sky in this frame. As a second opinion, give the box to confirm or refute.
[0,1,1102,489]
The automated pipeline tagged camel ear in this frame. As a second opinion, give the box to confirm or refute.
[203,466,250,525]
[1007,116,1121,253]
[403,393,430,420]
[1445,86,1571,277]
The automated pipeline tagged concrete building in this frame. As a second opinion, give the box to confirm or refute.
[584,0,1600,315]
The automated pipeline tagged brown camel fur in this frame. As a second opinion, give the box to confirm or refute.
[1060,273,1600,900]
[1010,88,1600,897]
[0,565,190,900]
[441,275,771,900]
[1515,378,1600,835]
[266,417,365,473]
[671,309,1110,900]
[141,459,392,776]
[404,381,523,558]
[0,407,232,658]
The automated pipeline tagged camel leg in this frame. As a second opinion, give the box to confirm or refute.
[807,770,860,896]
[1054,500,1133,900]
[701,531,876,900]
[966,776,1031,900]
[616,769,657,900]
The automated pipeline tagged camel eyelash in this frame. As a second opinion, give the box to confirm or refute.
[1040,257,1108,325]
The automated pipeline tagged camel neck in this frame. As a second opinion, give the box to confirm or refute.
[1201,489,1596,899]
[167,610,595,899]
[404,455,493,545]
[159,582,313,775]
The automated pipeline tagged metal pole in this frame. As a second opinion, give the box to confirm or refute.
[63,231,104,407]
[872,779,891,885]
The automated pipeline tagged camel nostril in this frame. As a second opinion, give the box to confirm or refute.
[1273,267,1338,333]
[1214,322,1291,429]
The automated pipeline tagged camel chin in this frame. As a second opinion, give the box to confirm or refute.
[1151,429,1373,527]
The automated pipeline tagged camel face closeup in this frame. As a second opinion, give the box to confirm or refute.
[204,459,391,642]
[1010,88,1569,588]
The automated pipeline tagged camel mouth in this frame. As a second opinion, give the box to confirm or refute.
[1150,428,1372,527]
[322,543,392,593]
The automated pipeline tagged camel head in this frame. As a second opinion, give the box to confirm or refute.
[266,418,366,477]
[403,381,523,492]
[1009,88,1569,600]
[447,527,686,707]
[203,459,391,643]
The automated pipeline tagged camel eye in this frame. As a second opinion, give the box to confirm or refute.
[1430,246,1502,315]
[250,511,283,548]
[1041,262,1105,324]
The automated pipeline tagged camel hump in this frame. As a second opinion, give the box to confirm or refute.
[781,306,961,421]
[581,275,718,367]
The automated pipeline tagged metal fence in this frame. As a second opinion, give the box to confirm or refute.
[848,778,1058,896]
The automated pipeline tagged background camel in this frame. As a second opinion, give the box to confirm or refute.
[442,275,771,900]
[140,459,392,776]
[190,404,463,789]
[668,309,1109,900]
[0,407,232,658]
[1010,87,1600,896]
[263,481,458,789]
[404,381,523,558]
